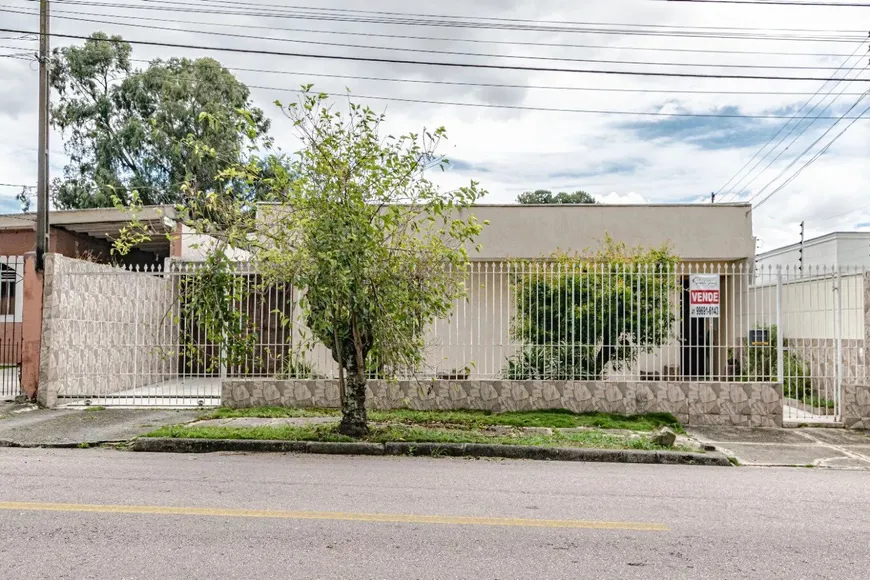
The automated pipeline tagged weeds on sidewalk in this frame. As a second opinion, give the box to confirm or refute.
[203,407,683,433]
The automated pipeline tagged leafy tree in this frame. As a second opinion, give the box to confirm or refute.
[516,189,597,204]
[505,237,677,380]
[49,32,271,209]
[178,88,487,436]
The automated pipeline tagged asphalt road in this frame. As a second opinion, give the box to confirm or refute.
[0,449,868,579]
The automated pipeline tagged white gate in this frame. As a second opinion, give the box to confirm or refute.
[41,256,295,407]
[750,266,865,425]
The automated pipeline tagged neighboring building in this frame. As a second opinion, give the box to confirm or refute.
[755,231,870,272]
[0,205,219,395]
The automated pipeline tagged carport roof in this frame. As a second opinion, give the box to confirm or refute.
[0,205,178,256]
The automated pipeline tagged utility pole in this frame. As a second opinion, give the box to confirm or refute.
[799,221,805,276]
[711,191,716,204]
[36,0,50,271]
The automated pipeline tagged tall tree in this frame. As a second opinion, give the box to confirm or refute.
[157,89,486,437]
[516,189,597,204]
[49,32,271,209]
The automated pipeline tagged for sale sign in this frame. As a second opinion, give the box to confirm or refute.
[689,274,720,318]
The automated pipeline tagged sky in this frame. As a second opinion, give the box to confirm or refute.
[0,0,868,254]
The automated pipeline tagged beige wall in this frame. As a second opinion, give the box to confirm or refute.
[460,204,754,261]
[256,203,756,263]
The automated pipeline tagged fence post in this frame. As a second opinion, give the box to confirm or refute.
[834,270,843,420]
[776,267,784,384]
[133,272,140,398]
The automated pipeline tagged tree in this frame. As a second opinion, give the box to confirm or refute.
[516,189,597,204]
[505,237,678,380]
[179,89,487,437]
[49,32,271,209]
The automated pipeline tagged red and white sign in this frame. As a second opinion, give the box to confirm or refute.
[689,274,720,318]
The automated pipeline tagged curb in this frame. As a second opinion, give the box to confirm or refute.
[130,438,731,466]
[0,439,128,449]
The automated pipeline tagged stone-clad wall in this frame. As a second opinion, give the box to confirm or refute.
[843,383,870,429]
[38,254,176,405]
[223,379,783,427]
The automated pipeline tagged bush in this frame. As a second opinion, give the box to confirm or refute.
[738,325,811,399]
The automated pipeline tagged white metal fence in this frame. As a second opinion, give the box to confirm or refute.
[45,257,866,421]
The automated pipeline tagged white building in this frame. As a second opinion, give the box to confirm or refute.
[756,232,870,271]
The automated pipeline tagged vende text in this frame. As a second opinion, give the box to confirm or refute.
[690,290,720,304]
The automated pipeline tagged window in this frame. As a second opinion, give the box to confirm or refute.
[0,259,23,323]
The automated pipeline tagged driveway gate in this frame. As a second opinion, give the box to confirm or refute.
[1,256,24,400]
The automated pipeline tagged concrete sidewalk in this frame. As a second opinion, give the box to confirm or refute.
[687,426,870,469]
[0,402,199,447]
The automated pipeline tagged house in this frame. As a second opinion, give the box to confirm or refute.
[8,201,760,405]
[257,202,757,383]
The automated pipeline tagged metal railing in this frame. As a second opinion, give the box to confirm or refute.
[1,255,24,400]
[47,257,865,418]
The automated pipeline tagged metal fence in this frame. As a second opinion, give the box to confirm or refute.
[1,255,24,400]
[45,257,866,421]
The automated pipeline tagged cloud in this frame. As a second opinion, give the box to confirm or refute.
[1,0,868,260]
[599,192,647,204]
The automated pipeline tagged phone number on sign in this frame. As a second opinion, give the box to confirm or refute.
[690,306,720,317]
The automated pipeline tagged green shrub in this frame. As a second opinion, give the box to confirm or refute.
[738,325,811,399]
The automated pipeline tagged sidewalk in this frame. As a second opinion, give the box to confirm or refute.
[0,402,199,447]
[687,426,870,469]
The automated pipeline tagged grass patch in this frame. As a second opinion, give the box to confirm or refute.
[84,406,106,412]
[204,407,683,433]
[201,407,341,420]
[145,422,692,452]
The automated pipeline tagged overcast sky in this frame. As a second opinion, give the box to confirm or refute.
[1,0,868,253]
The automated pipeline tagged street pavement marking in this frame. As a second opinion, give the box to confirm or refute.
[0,502,668,531]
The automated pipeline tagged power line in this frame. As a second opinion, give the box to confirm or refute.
[146,0,868,33]
[667,0,870,7]
[8,2,858,59]
[11,0,866,41]
[244,84,870,119]
[1,7,860,72]
[750,91,870,208]
[716,42,868,202]
[6,26,870,83]
[181,61,867,96]
[752,102,870,210]
[724,64,868,199]
[812,199,870,223]
[0,183,34,188]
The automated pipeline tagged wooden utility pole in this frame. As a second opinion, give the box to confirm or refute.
[36,0,50,270]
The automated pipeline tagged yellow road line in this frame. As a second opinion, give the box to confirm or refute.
[0,502,668,531]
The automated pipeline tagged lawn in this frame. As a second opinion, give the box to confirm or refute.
[203,407,683,433]
[146,422,690,452]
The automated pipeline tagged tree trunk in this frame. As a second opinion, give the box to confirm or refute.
[338,372,369,437]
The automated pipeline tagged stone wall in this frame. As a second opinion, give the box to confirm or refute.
[223,379,783,427]
[787,339,864,397]
[38,254,176,405]
[843,384,870,429]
